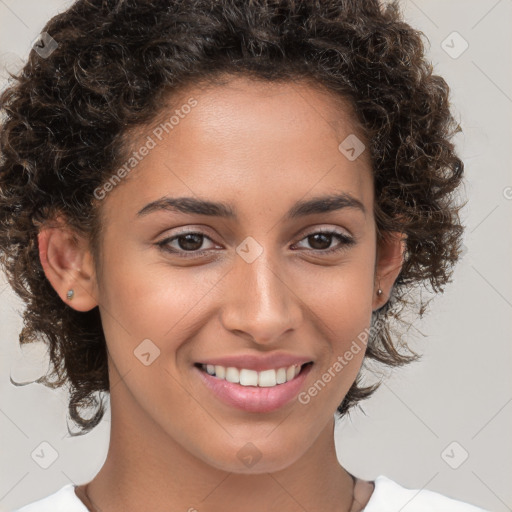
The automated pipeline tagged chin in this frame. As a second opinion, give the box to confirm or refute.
[197,433,306,474]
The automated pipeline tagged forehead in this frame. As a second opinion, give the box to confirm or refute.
[102,76,374,223]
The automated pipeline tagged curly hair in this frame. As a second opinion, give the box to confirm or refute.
[0,0,465,435]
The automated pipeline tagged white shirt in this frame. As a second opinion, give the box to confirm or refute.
[11,475,489,511]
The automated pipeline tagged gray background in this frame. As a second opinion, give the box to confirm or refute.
[0,0,511,510]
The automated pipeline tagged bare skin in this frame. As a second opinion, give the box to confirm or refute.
[38,76,404,512]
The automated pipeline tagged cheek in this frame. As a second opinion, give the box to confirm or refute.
[95,249,231,417]
[98,245,219,342]
[95,251,215,424]
[296,253,375,398]
[297,248,376,332]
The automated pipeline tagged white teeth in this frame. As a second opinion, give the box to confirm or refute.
[225,367,239,383]
[200,363,308,387]
[276,367,287,384]
[258,369,277,387]
[215,365,226,379]
[239,369,258,386]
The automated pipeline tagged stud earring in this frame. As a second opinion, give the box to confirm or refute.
[377,289,382,296]
[66,289,74,300]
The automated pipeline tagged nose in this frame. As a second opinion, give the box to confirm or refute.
[219,247,303,345]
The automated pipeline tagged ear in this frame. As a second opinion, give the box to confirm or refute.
[37,215,99,312]
[372,231,406,311]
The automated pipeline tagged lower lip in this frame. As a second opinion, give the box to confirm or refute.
[195,363,313,413]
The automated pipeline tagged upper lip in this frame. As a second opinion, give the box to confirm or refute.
[196,352,313,372]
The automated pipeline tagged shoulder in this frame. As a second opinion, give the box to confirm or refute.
[10,484,89,512]
[364,475,490,512]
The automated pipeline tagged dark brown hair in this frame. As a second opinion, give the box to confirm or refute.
[0,0,465,435]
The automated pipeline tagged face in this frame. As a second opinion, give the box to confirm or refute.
[47,76,403,474]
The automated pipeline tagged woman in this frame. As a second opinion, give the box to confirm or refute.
[0,0,489,510]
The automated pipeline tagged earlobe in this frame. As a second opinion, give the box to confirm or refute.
[37,218,99,312]
[372,231,407,311]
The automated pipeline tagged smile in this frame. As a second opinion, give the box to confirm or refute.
[196,362,312,387]
[194,362,314,413]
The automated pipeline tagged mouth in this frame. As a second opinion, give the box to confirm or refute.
[194,361,313,387]
[193,361,314,413]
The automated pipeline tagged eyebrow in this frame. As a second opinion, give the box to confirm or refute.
[136,192,366,220]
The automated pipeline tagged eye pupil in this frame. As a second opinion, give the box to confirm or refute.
[178,233,203,251]
[308,233,331,250]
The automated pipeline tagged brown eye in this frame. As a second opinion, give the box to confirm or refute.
[294,230,355,254]
[174,233,205,251]
[306,233,333,250]
[156,231,217,258]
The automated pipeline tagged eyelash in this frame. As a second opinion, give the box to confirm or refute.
[155,228,355,259]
